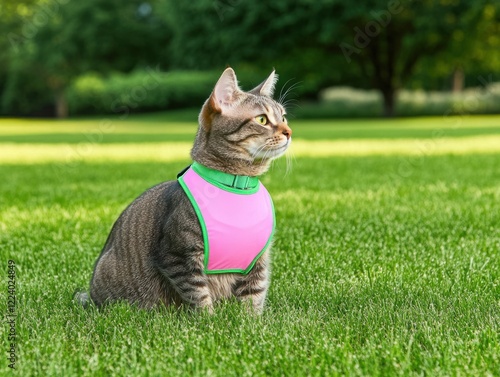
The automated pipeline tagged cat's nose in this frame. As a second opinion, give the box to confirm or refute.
[281,124,292,139]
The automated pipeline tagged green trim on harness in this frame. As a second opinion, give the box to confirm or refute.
[191,162,260,194]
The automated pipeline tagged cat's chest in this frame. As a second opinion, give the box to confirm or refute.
[178,166,275,275]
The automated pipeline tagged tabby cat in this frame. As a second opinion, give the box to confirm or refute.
[78,68,292,314]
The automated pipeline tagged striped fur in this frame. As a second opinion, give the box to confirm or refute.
[83,68,291,314]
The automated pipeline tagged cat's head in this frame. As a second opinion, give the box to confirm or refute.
[191,68,292,177]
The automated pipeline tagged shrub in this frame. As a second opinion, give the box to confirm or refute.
[67,70,221,116]
[15,68,500,118]
[396,86,500,116]
[293,84,500,118]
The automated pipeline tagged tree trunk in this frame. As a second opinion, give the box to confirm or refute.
[381,87,395,117]
[452,67,464,93]
[55,90,68,119]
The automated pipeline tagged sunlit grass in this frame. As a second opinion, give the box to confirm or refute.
[0,113,499,142]
[1,134,500,165]
[1,114,499,376]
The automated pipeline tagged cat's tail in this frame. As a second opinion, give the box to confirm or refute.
[73,289,91,308]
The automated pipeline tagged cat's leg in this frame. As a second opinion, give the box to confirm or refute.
[233,251,271,315]
[161,250,214,313]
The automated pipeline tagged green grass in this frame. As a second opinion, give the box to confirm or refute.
[1,112,500,143]
[1,113,500,376]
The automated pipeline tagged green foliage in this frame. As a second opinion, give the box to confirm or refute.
[65,68,302,116]
[295,82,500,118]
[1,116,500,375]
[1,55,53,116]
[396,85,500,116]
[409,3,500,90]
[165,1,343,94]
[1,0,171,117]
[0,0,38,108]
[166,0,500,116]
[28,0,171,75]
[66,70,219,116]
[1,0,499,117]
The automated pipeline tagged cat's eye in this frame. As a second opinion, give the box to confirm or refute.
[282,115,286,122]
[255,115,268,125]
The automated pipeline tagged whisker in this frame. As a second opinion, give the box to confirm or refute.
[282,100,300,111]
[278,78,297,103]
[279,81,302,109]
[281,80,301,102]
[260,148,271,167]
[283,98,300,104]
[284,141,294,177]
[250,143,268,159]
[285,152,291,177]
[249,142,270,165]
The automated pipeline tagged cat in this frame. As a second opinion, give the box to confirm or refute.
[76,68,292,314]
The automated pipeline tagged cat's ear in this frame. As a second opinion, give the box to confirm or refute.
[199,68,241,131]
[212,67,242,111]
[250,70,278,97]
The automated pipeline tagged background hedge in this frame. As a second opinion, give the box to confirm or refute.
[56,69,500,118]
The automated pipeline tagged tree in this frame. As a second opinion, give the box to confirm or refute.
[3,0,171,117]
[410,2,500,92]
[0,0,38,111]
[165,0,497,116]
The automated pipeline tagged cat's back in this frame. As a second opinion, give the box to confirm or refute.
[89,178,198,307]
[107,179,184,243]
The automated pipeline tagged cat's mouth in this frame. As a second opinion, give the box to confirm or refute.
[271,139,291,156]
[251,138,291,160]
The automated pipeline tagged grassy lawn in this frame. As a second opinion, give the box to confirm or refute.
[1,112,499,376]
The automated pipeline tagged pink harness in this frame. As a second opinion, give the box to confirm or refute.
[178,163,275,274]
